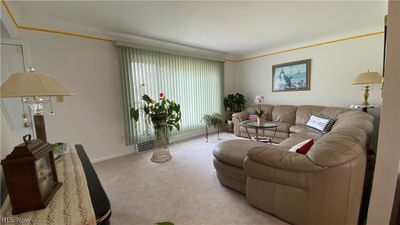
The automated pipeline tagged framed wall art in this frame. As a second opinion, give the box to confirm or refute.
[272,59,311,92]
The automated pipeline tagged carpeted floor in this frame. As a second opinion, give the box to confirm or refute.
[93,132,288,225]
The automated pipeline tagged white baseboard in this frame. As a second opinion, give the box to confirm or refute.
[91,129,219,164]
[91,150,135,164]
[170,128,218,143]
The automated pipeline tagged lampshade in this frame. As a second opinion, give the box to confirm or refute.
[0,70,73,97]
[352,71,383,85]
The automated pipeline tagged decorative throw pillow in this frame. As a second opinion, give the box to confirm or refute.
[248,112,257,121]
[296,139,314,154]
[288,139,313,152]
[306,114,336,133]
[288,139,314,154]
[262,112,269,120]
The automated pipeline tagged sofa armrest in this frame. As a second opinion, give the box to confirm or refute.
[232,111,249,136]
[232,111,249,122]
[246,145,325,172]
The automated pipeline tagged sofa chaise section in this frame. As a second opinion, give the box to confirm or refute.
[245,128,368,225]
[214,104,374,225]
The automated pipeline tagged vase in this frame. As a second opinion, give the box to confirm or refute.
[257,117,265,126]
[150,113,172,163]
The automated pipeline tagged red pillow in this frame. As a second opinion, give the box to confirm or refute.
[296,139,314,154]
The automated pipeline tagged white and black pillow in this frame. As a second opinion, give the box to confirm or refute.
[306,114,336,133]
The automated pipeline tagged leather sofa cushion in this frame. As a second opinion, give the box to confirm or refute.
[290,124,321,134]
[332,111,374,135]
[279,137,309,148]
[318,107,349,119]
[213,140,264,168]
[213,158,247,183]
[276,122,292,133]
[245,158,311,190]
[272,105,297,124]
[295,105,324,125]
[307,128,367,167]
[246,145,324,172]
[246,104,274,120]
[290,131,323,141]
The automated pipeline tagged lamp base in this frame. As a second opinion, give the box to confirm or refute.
[363,85,370,106]
[34,115,47,141]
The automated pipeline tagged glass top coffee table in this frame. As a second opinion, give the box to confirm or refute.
[241,121,279,143]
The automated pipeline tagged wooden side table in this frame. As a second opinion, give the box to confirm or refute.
[350,104,380,112]
[225,122,234,133]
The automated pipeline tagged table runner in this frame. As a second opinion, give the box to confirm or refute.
[1,148,96,225]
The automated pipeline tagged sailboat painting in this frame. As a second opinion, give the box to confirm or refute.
[272,59,311,92]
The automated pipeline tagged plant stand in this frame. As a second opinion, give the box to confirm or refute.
[205,124,221,143]
[151,147,172,163]
[151,114,172,163]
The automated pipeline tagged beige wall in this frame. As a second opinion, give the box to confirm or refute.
[17,30,134,162]
[367,1,400,224]
[1,104,16,159]
[225,34,384,107]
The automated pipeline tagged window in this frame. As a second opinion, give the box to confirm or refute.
[117,46,224,145]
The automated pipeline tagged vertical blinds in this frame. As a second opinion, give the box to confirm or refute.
[117,46,224,145]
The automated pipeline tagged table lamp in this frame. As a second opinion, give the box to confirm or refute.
[352,70,383,106]
[0,68,73,141]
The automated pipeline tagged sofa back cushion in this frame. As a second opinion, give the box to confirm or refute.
[295,105,324,125]
[306,128,367,167]
[272,105,297,124]
[332,110,374,135]
[318,107,349,119]
[247,104,274,121]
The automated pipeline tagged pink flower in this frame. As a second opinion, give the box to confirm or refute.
[255,95,264,104]
[159,92,165,100]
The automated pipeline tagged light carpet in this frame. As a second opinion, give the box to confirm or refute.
[93,132,288,225]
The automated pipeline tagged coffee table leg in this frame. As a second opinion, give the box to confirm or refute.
[245,126,251,140]
[255,128,259,142]
[271,126,277,143]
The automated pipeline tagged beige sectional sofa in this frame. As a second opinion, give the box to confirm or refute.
[232,104,351,143]
[213,104,374,225]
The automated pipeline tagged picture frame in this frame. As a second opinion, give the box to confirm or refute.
[272,59,311,92]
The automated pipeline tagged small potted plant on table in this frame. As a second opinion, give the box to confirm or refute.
[254,95,266,126]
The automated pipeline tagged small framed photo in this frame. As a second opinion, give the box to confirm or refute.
[272,59,311,92]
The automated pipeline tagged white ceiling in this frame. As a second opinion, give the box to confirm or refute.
[8,1,387,58]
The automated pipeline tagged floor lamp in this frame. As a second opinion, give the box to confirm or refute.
[0,68,73,141]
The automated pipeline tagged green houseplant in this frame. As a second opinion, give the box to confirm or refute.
[223,93,246,125]
[130,92,181,163]
[202,113,224,129]
[223,93,246,113]
[202,113,224,142]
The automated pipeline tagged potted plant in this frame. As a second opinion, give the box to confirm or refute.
[254,95,265,126]
[223,93,246,123]
[202,113,224,142]
[130,92,181,163]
